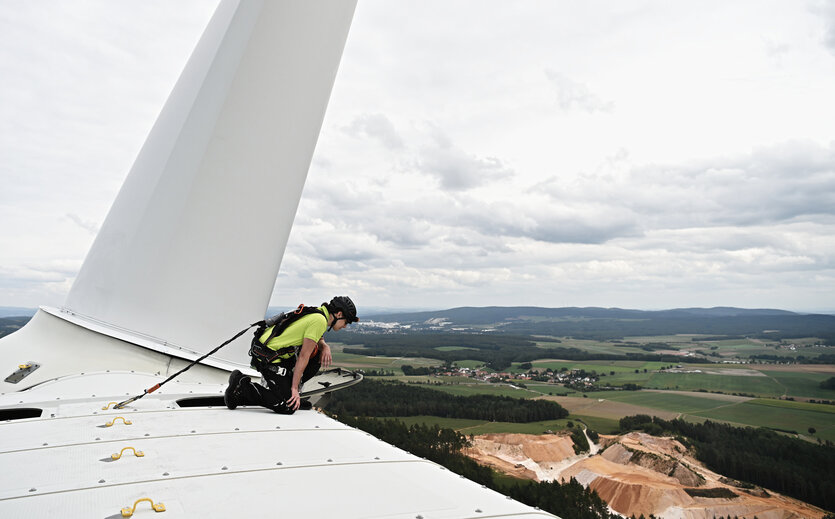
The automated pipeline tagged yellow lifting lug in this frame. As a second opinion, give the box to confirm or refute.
[18,364,31,369]
[121,497,165,517]
[104,416,133,427]
[102,402,119,410]
[111,446,145,460]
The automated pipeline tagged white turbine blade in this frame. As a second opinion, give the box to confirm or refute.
[60,0,356,369]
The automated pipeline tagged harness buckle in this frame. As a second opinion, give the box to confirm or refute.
[269,365,287,376]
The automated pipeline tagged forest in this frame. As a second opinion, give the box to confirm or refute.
[331,413,615,519]
[325,379,568,421]
[618,415,835,511]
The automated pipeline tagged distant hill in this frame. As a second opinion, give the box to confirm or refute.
[0,307,37,318]
[366,306,798,324]
[364,306,835,343]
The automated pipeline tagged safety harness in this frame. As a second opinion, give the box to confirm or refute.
[248,304,325,370]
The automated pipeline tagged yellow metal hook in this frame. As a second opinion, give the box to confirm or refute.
[121,497,165,517]
[104,416,133,427]
[102,402,118,410]
[111,446,144,460]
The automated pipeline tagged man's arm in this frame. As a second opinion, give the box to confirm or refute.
[286,337,318,410]
[318,338,332,368]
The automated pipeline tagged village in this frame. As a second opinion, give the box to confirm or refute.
[392,364,602,391]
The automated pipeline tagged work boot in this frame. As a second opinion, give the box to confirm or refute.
[299,398,313,410]
[225,370,245,410]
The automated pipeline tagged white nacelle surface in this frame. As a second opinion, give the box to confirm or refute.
[0,372,556,519]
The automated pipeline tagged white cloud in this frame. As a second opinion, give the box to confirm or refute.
[545,71,614,114]
[416,125,513,190]
[811,0,835,55]
[343,113,404,149]
[3,1,835,312]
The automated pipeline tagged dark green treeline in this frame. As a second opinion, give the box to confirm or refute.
[325,379,568,422]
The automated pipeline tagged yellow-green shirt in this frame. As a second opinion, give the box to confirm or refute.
[260,306,329,356]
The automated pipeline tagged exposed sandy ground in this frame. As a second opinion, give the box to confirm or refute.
[464,431,827,519]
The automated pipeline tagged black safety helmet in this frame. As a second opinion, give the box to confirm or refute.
[327,296,359,323]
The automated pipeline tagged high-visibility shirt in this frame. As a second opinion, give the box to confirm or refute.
[260,306,329,359]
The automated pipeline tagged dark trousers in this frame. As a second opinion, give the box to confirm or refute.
[239,350,321,414]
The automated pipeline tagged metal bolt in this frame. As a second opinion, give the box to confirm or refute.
[327,459,333,462]
[234,428,239,431]
[163,472,169,476]
[99,479,105,483]
[221,466,228,470]
[29,488,36,492]
[276,462,283,465]
[475,509,483,513]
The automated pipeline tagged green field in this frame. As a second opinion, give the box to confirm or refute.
[424,383,544,399]
[639,372,785,396]
[331,351,439,369]
[757,370,834,399]
[453,360,485,369]
[584,390,743,414]
[690,399,835,441]
[531,360,668,373]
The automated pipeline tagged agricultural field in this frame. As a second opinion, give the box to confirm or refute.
[530,359,669,374]
[422,382,544,399]
[688,398,835,442]
[331,331,835,442]
[330,349,438,370]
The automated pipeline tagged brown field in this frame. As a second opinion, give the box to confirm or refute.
[538,395,680,421]
[754,364,835,374]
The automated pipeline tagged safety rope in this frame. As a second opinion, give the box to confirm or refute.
[114,321,263,409]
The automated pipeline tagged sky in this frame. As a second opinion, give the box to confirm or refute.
[1,1,834,313]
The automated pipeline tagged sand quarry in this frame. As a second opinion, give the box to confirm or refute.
[464,431,826,519]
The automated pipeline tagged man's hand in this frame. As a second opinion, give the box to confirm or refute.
[319,340,332,368]
[286,387,301,410]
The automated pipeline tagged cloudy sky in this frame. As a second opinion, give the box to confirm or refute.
[2,1,834,313]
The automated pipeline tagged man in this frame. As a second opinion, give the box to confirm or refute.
[225,296,359,413]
